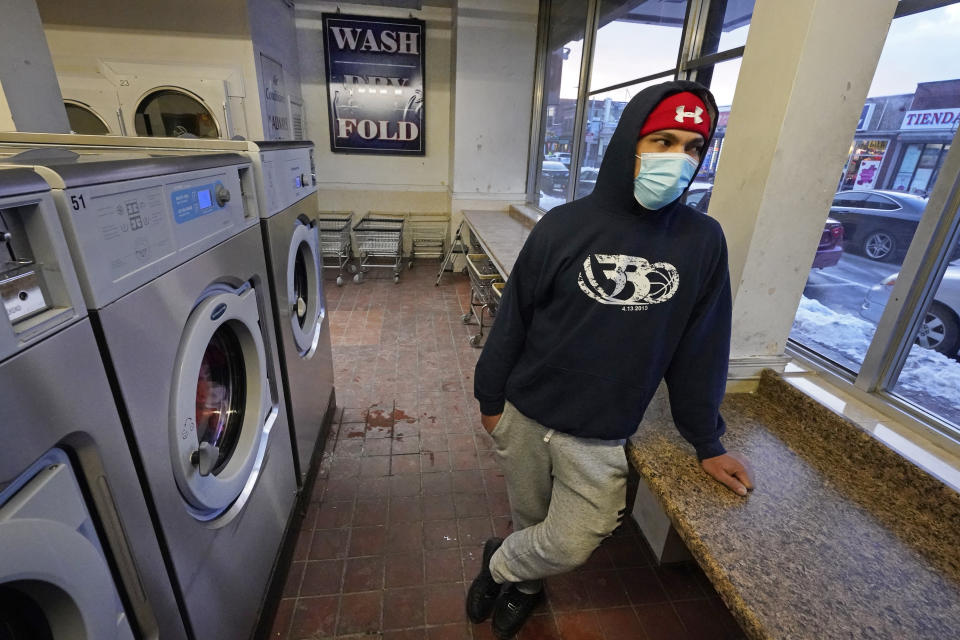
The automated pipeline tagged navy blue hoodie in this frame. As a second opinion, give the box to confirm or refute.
[473,80,731,460]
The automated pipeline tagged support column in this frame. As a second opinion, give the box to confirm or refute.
[449,0,539,218]
[707,0,898,385]
[0,0,69,133]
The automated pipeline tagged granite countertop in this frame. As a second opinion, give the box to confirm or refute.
[461,209,533,277]
[628,370,960,640]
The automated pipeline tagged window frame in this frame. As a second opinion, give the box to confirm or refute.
[789,139,960,447]
[527,0,750,209]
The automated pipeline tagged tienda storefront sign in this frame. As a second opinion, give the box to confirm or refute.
[901,108,960,130]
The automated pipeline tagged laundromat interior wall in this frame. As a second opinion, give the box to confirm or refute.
[35,0,303,141]
[29,0,541,223]
[295,0,539,225]
[247,0,303,140]
[296,1,454,217]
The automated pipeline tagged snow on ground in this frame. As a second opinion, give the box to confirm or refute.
[537,193,566,211]
[792,296,877,366]
[792,296,960,424]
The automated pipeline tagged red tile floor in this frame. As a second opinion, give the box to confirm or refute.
[266,262,746,640]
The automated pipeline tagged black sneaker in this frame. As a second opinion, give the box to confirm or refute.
[491,584,544,639]
[465,537,504,623]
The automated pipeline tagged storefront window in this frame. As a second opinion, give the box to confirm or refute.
[534,1,588,211]
[589,0,688,92]
[789,2,960,376]
[912,144,946,194]
[839,140,890,192]
[891,144,923,191]
[893,143,952,196]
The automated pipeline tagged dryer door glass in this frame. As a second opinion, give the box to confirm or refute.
[64,102,109,135]
[0,586,54,640]
[195,324,246,475]
[134,89,220,138]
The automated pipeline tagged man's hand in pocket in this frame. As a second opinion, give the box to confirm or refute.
[480,413,502,435]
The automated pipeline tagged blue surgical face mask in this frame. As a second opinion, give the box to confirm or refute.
[633,152,699,210]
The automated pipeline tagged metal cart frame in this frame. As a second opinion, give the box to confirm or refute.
[436,220,470,285]
[463,253,502,347]
[317,212,356,286]
[406,214,448,268]
[353,216,405,284]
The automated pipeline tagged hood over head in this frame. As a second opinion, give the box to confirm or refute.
[588,80,718,214]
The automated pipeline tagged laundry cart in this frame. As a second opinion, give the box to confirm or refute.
[406,213,449,268]
[353,215,405,283]
[318,212,355,286]
[464,253,503,347]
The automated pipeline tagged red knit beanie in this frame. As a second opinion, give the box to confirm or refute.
[638,91,711,139]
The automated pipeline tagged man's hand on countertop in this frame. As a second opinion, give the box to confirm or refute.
[701,452,754,496]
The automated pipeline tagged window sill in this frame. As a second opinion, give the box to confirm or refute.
[781,351,960,493]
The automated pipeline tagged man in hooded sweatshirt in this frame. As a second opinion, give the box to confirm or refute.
[465,80,754,639]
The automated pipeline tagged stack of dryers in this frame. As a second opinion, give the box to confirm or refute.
[0,168,187,639]
[249,141,335,488]
[2,150,298,640]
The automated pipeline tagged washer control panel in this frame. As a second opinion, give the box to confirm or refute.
[171,182,226,224]
[54,163,251,309]
[260,147,316,216]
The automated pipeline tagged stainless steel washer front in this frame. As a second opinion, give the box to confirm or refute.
[0,168,187,639]
[257,141,335,486]
[96,225,297,640]
[263,204,335,483]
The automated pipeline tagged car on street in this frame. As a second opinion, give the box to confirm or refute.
[860,259,960,357]
[577,167,599,196]
[539,160,569,195]
[827,190,929,262]
[684,185,845,269]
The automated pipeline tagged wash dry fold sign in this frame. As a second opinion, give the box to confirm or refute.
[322,13,426,155]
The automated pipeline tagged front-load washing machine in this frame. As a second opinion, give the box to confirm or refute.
[5,152,298,640]
[0,134,338,488]
[252,141,335,487]
[0,168,187,639]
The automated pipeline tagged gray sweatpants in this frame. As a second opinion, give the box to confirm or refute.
[488,401,629,588]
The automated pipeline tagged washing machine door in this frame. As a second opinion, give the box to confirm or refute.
[0,451,134,640]
[170,282,277,521]
[288,218,325,358]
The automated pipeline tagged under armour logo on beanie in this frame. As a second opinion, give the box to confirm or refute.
[675,105,703,124]
[638,92,711,139]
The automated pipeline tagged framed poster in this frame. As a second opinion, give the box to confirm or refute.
[322,13,425,155]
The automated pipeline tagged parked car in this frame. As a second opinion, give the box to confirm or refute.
[555,152,571,166]
[827,190,928,262]
[860,260,960,357]
[539,160,569,195]
[577,167,599,196]
[683,185,845,269]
